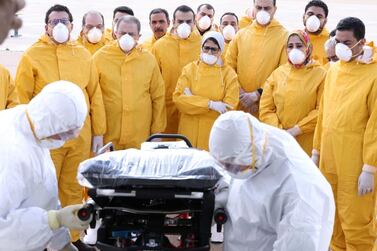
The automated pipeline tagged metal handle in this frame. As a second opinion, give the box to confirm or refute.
[146,134,193,147]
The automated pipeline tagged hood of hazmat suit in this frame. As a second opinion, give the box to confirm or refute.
[209,111,335,251]
[0,81,87,251]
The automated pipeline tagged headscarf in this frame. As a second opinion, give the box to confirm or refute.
[201,31,225,53]
[287,30,313,66]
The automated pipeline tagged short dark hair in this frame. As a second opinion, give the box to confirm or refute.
[305,0,329,18]
[45,4,73,24]
[173,5,195,21]
[336,17,365,40]
[253,0,276,6]
[220,12,239,24]
[149,8,170,22]
[329,29,336,37]
[82,11,105,27]
[197,4,215,15]
[113,6,134,19]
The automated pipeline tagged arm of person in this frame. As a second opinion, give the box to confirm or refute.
[0,148,67,250]
[5,70,19,108]
[15,53,35,103]
[296,77,325,134]
[225,35,238,72]
[172,66,211,115]
[313,94,324,153]
[363,79,377,168]
[222,69,240,109]
[86,60,106,137]
[259,75,282,128]
[150,61,167,134]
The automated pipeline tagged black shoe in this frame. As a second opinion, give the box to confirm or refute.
[72,240,96,251]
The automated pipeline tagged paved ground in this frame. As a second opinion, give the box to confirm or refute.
[1,0,377,76]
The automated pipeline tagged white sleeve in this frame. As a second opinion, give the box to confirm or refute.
[47,227,71,250]
[0,149,55,250]
[272,197,325,251]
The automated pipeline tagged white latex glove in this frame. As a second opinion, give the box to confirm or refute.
[92,135,103,153]
[48,204,92,231]
[183,87,193,96]
[311,149,320,166]
[239,91,260,108]
[358,165,376,196]
[286,125,302,137]
[60,243,78,251]
[209,101,233,114]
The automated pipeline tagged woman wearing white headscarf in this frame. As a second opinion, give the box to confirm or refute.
[209,111,335,251]
[173,31,239,150]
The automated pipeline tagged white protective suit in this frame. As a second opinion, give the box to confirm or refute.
[0,81,87,251]
[209,111,335,251]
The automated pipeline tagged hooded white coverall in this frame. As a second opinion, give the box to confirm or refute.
[209,111,335,251]
[0,81,87,251]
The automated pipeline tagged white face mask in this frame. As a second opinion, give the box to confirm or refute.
[52,23,70,44]
[198,15,211,31]
[87,27,103,44]
[222,25,236,41]
[305,15,321,33]
[256,10,271,26]
[176,23,192,39]
[201,52,218,65]
[119,34,135,52]
[335,43,353,62]
[39,139,65,149]
[289,48,306,65]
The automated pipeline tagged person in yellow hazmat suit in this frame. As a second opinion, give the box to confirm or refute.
[143,8,170,52]
[303,0,330,65]
[77,10,107,55]
[259,30,325,155]
[226,0,288,117]
[219,12,239,59]
[312,17,377,251]
[195,4,219,36]
[152,5,202,134]
[93,16,166,150]
[15,5,106,251]
[0,64,18,110]
[173,31,239,150]
[103,6,134,42]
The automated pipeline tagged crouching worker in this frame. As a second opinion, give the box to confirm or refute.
[0,81,92,251]
[209,111,335,251]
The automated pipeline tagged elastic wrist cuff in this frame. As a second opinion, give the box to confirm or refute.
[47,210,60,230]
[363,165,377,174]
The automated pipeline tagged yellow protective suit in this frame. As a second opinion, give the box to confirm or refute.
[104,28,114,43]
[222,42,230,62]
[0,64,18,110]
[173,61,239,150]
[313,60,377,251]
[226,19,288,114]
[259,61,325,155]
[77,33,107,55]
[15,34,106,242]
[239,16,253,29]
[142,36,157,52]
[93,41,166,150]
[152,31,201,134]
[308,28,329,65]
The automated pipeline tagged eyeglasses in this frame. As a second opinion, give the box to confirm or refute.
[48,18,70,26]
[202,46,219,53]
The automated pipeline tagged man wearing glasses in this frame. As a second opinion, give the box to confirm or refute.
[77,10,107,55]
[15,4,105,251]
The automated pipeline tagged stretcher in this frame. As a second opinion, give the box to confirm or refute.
[77,134,228,251]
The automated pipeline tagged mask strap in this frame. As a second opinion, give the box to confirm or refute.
[25,110,39,141]
[247,119,257,172]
